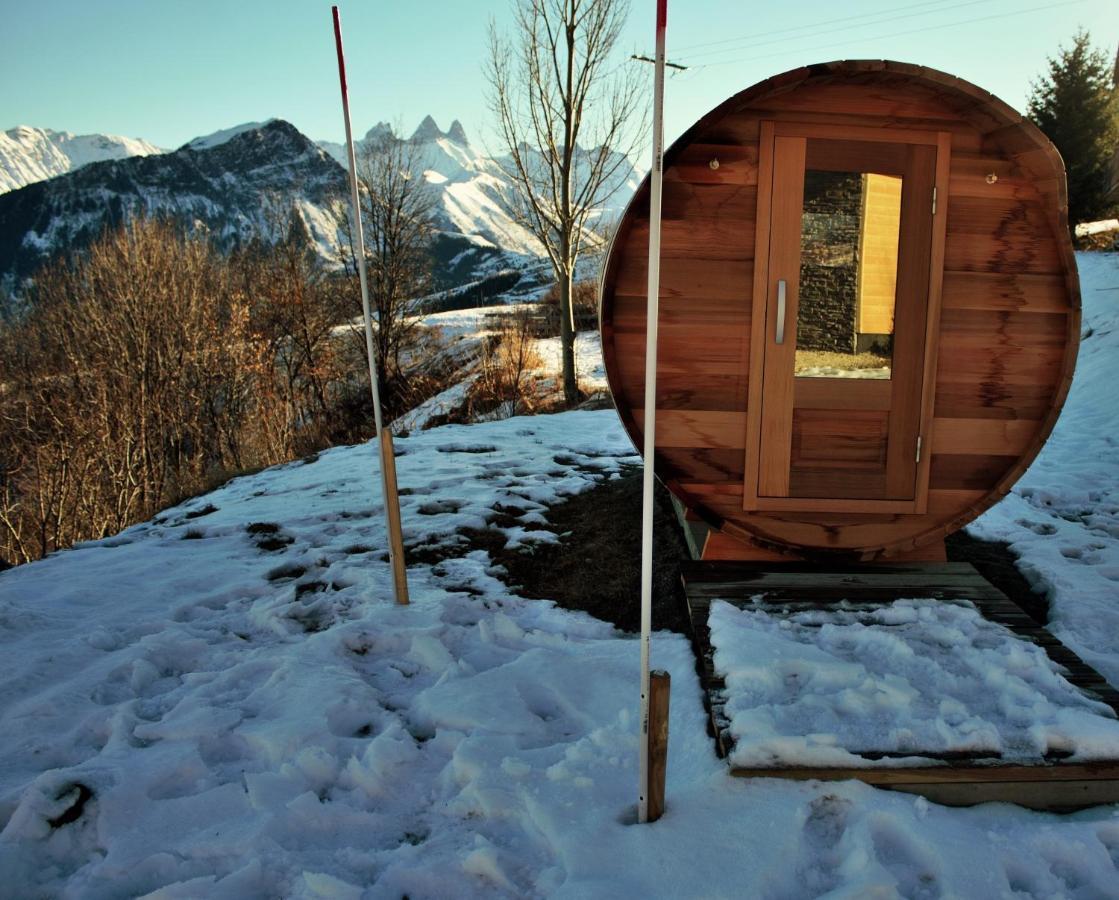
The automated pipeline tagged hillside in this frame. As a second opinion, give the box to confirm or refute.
[0,120,346,282]
[0,254,1116,896]
[0,115,640,299]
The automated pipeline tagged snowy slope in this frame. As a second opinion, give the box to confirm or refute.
[0,256,1117,897]
[184,121,275,152]
[0,126,163,194]
[970,252,1119,686]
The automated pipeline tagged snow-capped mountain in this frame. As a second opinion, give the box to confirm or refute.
[0,115,641,299]
[0,126,164,194]
[0,120,346,282]
[319,116,543,260]
[317,115,642,299]
[183,120,277,152]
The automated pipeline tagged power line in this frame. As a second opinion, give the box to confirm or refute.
[684,0,1089,72]
[671,0,966,53]
[683,0,998,61]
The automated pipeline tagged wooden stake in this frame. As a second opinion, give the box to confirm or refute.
[647,670,671,823]
[379,430,409,605]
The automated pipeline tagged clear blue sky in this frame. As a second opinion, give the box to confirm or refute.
[1,0,1116,153]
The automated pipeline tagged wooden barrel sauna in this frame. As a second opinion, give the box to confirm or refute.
[599,60,1080,561]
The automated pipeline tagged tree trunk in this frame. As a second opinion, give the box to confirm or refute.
[559,266,579,407]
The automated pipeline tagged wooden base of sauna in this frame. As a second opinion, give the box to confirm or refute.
[669,498,948,563]
[681,561,1119,812]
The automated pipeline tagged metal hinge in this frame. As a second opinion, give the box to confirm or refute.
[931,187,938,216]
[915,435,923,463]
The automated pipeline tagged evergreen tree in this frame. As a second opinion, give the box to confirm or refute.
[1027,30,1118,226]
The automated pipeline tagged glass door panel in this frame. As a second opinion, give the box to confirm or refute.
[753,132,937,505]
[795,171,902,380]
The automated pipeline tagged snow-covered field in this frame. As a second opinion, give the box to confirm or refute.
[0,255,1117,897]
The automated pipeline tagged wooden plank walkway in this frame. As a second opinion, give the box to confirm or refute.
[682,561,1119,810]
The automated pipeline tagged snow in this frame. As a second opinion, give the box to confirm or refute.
[0,125,164,193]
[0,255,1118,896]
[183,121,275,152]
[1075,219,1118,237]
[969,252,1119,688]
[535,330,609,393]
[711,598,1119,768]
[390,376,476,435]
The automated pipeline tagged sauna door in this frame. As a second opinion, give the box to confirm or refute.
[744,124,949,513]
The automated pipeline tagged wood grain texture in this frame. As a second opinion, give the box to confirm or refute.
[598,60,1079,559]
[646,671,670,823]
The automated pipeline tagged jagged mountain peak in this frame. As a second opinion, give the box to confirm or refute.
[411,115,444,143]
[363,122,394,144]
[446,120,468,146]
[409,116,469,147]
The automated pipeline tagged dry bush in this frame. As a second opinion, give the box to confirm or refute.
[233,215,352,459]
[335,126,438,423]
[0,208,450,566]
[0,219,259,563]
[430,308,544,425]
[539,279,599,335]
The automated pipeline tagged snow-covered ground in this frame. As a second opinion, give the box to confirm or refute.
[970,252,1119,688]
[0,256,1117,897]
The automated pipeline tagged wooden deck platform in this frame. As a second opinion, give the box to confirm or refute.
[682,561,1119,810]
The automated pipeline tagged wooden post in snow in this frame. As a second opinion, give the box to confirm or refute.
[332,6,409,605]
[647,670,670,822]
[638,0,669,825]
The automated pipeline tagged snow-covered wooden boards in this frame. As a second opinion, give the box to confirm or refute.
[682,561,1119,810]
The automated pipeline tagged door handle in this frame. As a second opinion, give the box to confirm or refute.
[775,279,787,345]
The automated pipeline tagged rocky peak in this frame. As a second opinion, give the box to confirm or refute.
[446,120,468,146]
[410,115,443,143]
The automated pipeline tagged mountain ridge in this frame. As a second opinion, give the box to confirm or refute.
[0,116,641,299]
[0,125,164,194]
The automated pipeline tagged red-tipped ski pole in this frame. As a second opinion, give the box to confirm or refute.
[639,0,669,825]
[332,6,409,605]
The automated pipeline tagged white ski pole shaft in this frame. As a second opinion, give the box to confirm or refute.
[333,6,409,604]
[638,0,667,826]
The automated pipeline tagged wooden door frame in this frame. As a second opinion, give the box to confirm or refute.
[742,122,951,514]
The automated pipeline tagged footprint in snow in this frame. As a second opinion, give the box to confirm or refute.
[868,816,942,899]
[417,499,464,516]
[437,443,497,454]
[1017,518,1058,536]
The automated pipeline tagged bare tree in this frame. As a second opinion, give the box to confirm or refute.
[486,0,644,406]
[0,218,260,563]
[237,207,350,458]
[337,127,438,418]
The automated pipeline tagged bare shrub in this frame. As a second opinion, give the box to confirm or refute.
[0,219,259,563]
[0,204,453,565]
[539,279,600,335]
[434,308,544,424]
[336,126,438,422]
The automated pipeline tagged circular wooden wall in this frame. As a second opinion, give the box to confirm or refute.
[599,60,1080,560]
